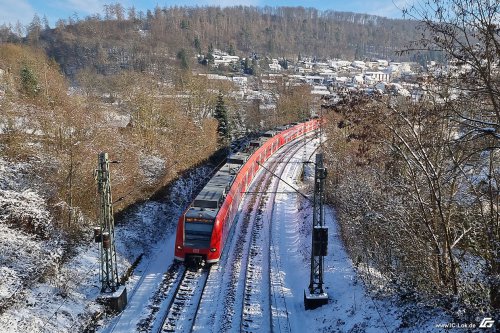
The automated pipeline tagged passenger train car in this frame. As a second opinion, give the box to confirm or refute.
[174,119,320,266]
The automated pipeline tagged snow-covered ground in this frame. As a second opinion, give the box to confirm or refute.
[99,137,462,333]
[270,149,397,332]
[0,156,212,333]
[0,138,477,332]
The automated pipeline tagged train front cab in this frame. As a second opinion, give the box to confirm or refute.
[174,208,217,267]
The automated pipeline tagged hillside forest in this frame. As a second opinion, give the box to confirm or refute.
[0,5,426,78]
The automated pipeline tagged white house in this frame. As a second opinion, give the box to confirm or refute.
[353,75,364,84]
[351,60,366,70]
[232,76,247,86]
[318,69,337,80]
[304,75,324,85]
[269,59,282,72]
[364,71,390,83]
[311,85,330,95]
[330,60,351,69]
[377,59,389,67]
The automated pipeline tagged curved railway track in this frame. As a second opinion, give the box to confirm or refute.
[153,130,319,333]
[211,150,281,332]
[269,150,305,333]
[191,131,319,333]
[241,134,316,333]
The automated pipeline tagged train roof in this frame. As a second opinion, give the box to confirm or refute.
[207,172,235,190]
[249,137,269,148]
[217,163,240,176]
[226,151,250,165]
[185,206,218,220]
[192,166,238,210]
[263,130,276,137]
[193,185,225,209]
[190,122,290,212]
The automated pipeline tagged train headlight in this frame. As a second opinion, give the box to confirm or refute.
[210,248,217,252]
[176,245,183,250]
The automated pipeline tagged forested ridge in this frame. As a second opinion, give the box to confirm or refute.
[1,5,421,77]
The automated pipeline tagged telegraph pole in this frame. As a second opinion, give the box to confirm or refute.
[304,152,329,309]
[95,152,127,312]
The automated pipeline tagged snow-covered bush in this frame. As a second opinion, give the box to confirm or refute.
[0,189,53,238]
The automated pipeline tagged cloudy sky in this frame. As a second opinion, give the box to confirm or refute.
[0,0,411,27]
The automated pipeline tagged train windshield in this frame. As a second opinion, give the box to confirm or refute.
[184,220,214,248]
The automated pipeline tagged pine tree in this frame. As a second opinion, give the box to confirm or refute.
[228,43,235,56]
[214,92,230,145]
[20,65,39,97]
[176,49,189,70]
[205,43,215,65]
[193,36,201,54]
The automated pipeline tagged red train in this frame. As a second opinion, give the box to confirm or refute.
[174,119,321,266]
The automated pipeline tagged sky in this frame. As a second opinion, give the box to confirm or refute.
[0,0,411,28]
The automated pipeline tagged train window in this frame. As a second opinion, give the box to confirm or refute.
[184,221,214,248]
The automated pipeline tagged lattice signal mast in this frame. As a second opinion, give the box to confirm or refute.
[95,152,120,293]
[304,152,329,309]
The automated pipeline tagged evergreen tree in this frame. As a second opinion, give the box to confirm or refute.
[176,49,189,70]
[205,52,214,65]
[279,58,288,69]
[228,43,235,56]
[20,65,39,97]
[202,43,214,66]
[214,92,230,145]
[243,58,254,75]
[193,36,201,54]
[180,19,189,29]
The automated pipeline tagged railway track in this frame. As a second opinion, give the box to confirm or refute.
[213,152,279,332]
[240,203,271,332]
[159,130,319,333]
[239,153,278,332]
[156,267,209,333]
[241,133,316,333]
[193,134,308,333]
[268,155,302,333]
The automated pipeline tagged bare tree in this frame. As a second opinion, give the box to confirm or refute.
[403,0,499,310]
